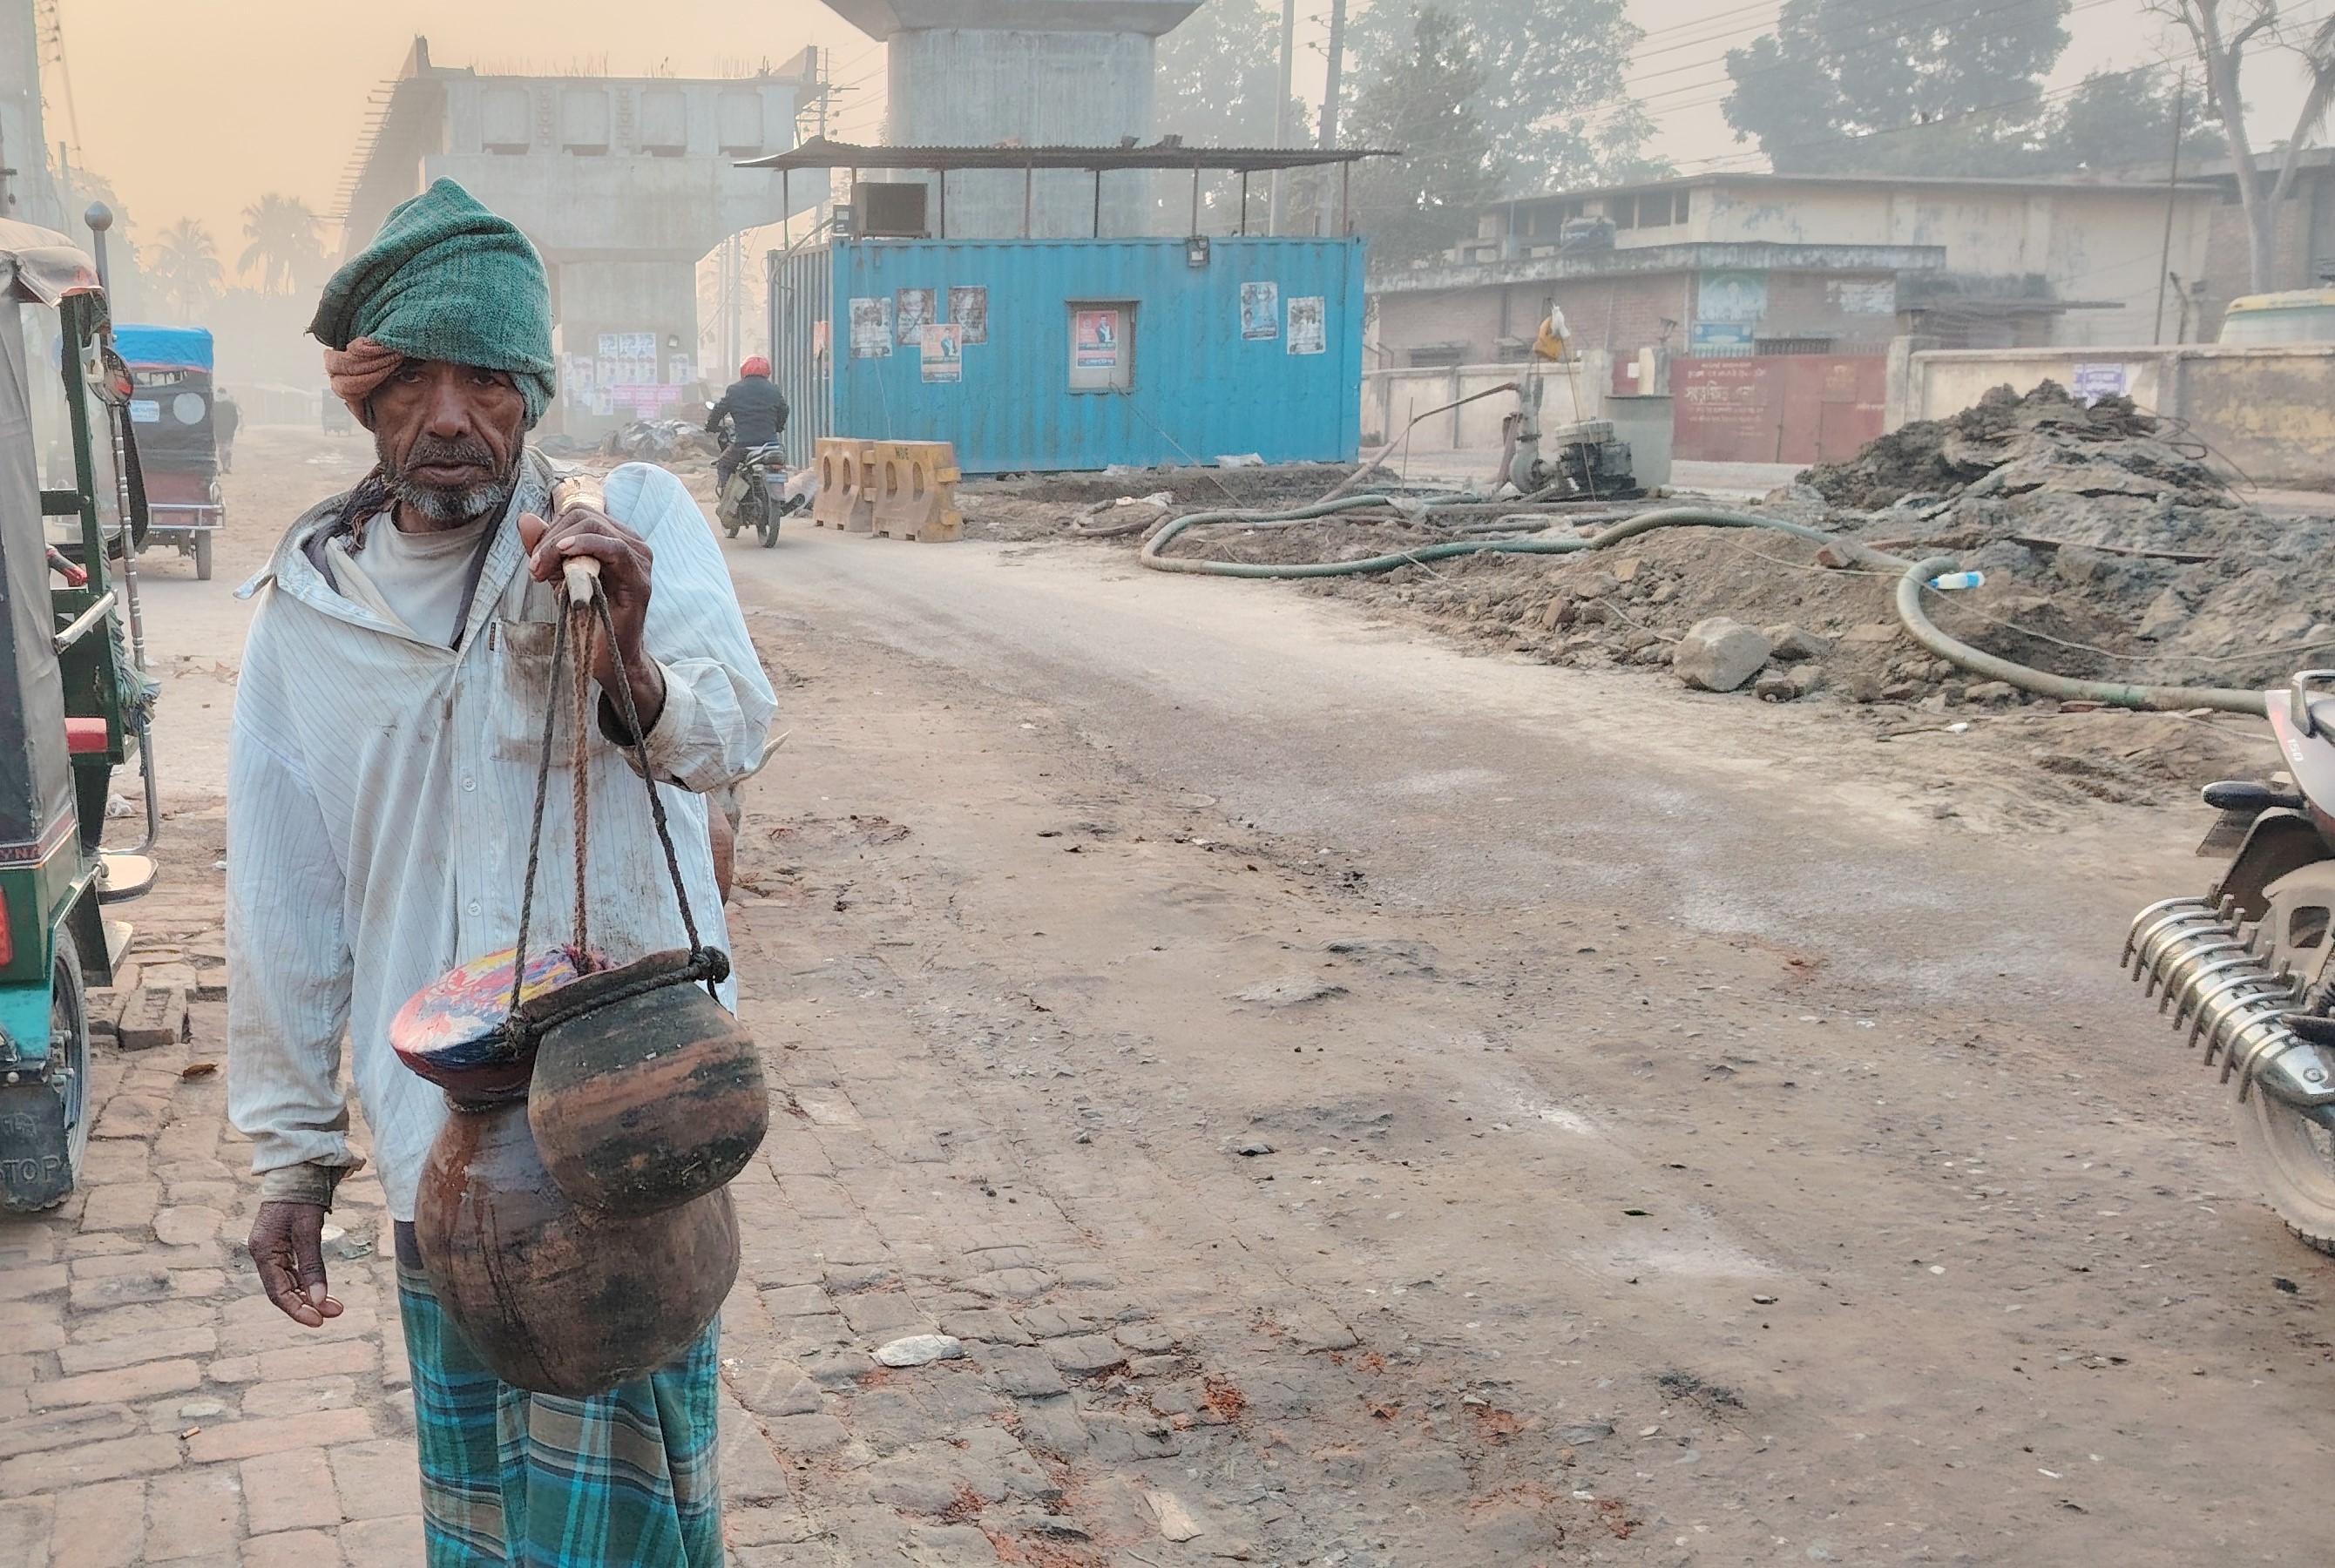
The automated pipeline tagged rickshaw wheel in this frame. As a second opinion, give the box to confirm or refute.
[51,942,91,1187]
[194,533,213,582]
[2,941,91,1211]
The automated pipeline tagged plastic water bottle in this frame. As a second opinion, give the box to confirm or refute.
[1928,570,1984,591]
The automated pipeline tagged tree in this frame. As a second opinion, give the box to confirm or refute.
[151,220,223,322]
[1345,7,1502,266]
[2036,66,2223,174]
[2152,0,2335,291]
[1153,0,1311,229]
[1350,0,1658,192]
[237,193,327,295]
[1722,0,2071,174]
[1155,0,1303,145]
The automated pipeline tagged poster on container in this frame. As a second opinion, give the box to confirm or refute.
[949,286,989,345]
[813,320,831,359]
[896,287,936,345]
[1074,308,1122,368]
[849,297,893,357]
[922,322,963,383]
[1241,281,1280,340]
[1287,295,1327,355]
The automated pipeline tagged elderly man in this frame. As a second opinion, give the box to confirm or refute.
[227,179,773,1565]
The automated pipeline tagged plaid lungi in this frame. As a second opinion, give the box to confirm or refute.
[396,1245,724,1567]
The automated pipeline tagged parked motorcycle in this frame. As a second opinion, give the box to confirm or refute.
[2124,670,2335,1251]
[716,444,797,549]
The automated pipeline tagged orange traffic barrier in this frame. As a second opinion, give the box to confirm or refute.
[810,439,878,531]
[871,442,964,543]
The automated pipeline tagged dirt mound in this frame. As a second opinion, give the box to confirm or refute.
[1802,381,2205,511]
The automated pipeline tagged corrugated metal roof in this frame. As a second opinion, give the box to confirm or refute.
[742,135,1400,174]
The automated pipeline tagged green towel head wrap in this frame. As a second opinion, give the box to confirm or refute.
[311,179,556,425]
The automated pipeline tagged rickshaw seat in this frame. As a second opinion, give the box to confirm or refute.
[64,718,109,755]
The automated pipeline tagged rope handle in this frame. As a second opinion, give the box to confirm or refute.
[503,480,713,1024]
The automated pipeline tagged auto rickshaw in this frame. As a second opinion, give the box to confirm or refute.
[0,218,158,1212]
[116,323,221,580]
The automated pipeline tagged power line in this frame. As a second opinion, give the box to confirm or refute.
[1668,55,2175,171]
[1628,0,2123,107]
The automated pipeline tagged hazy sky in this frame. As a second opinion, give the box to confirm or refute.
[40,0,2328,269]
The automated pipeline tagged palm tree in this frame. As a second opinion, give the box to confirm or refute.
[149,220,223,322]
[237,193,326,294]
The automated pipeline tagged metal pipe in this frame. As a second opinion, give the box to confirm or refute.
[51,590,115,653]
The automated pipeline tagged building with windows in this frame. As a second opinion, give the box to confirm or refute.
[1364,170,2219,465]
[1371,171,2218,369]
[336,37,827,437]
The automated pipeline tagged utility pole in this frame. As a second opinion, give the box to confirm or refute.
[1268,0,1295,236]
[2153,74,2188,346]
[1317,0,1347,151]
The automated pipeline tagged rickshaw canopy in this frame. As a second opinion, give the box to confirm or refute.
[0,220,101,307]
[113,324,213,371]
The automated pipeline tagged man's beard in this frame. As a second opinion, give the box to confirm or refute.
[380,435,517,524]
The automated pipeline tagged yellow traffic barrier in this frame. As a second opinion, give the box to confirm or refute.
[871,441,964,543]
[810,439,878,531]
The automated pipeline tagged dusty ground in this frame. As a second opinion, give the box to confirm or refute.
[8,429,2335,1567]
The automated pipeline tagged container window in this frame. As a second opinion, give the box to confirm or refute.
[1068,302,1134,393]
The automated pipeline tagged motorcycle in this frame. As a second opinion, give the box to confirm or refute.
[2123,670,2335,1252]
[715,443,798,549]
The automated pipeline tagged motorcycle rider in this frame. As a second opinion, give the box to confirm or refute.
[707,355,788,492]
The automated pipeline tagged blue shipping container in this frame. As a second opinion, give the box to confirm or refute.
[814,237,1364,474]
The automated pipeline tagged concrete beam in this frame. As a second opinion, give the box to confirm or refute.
[822,0,1200,38]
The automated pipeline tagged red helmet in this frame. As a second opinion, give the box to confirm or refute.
[740,355,771,378]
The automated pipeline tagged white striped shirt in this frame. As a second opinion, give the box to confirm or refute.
[225,458,775,1221]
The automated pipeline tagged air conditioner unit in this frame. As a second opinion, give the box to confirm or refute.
[852,182,930,240]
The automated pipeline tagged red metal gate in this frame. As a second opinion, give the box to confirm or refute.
[1672,355,1885,464]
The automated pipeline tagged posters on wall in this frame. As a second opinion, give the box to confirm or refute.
[1689,321,1754,355]
[2072,362,2129,407]
[849,297,893,358]
[949,286,988,345]
[896,287,936,346]
[595,331,661,388]
[1696,270,1769,323]
[1286,295,1326,355]
[922,322,963,383]
[1074,308,1122,368]
[1241,281,1279,341]
[1827,279,1896,315]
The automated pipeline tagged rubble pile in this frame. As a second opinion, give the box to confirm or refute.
[601,419,721,464]
[1274,381,2335,718]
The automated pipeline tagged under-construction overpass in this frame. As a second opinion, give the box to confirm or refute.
[338,37,826,435]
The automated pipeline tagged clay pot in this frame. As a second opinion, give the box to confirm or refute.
[416,1092,739,1398]
[525,950,768,1219]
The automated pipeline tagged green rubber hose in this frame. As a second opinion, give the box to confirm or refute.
[1134,498,2272,714]
[1893,556,2268,715]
